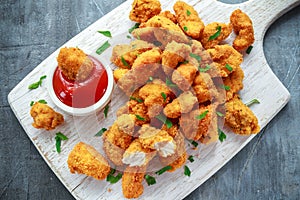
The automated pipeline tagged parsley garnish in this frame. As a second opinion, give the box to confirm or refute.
[188,155,194,163]
[199,64,211,72]
[121,56,130,68]
[216,111,224,117]
[28,75,47,90]
[148,76,153,82]
[155,166,172,175]
[155,114,172,128]
[245,99,260,107]
[55,132,68,153]
[186,10,191,16]
[218,128,227,142]
[104,104,109,118]
[188,140,198,148]
[96,41,111,55]
[183,26,188,31]
[161,92,167,102]
[38,99,47,104]
[30,101,34,106]
[246,45,253,54]
[126,35,132,39]
[190,53,201,62]
[184,165,191,177]
[144,175,156,186]
[165,78,177,88]
[208,26,221,41]
[135,114,145,121]
[128,23,140,34]
[220,85,230,91]
[97,30,112,38]
[130,96,143,103]
[106,169,122,184]
[195,110,209,120]
[225,64,233,72]
[95,128,107,137]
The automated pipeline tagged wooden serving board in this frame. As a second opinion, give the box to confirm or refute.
[8,0,299,199]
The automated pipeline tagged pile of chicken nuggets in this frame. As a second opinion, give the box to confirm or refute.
[66,0,260,198]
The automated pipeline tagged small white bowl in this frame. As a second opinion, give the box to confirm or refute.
[47,57,114,116]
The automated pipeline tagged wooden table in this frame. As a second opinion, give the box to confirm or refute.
[0,0,299,199]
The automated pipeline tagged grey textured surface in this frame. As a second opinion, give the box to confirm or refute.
[0,0,299,199]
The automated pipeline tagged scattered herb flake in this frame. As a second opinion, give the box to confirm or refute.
[106,173,122,184]
[97,30,112,38]
[199,64,211,73]
[166,78,177,88]
[95,128,107,137]
[189,140,198,148]
[148,76,153,82]
[155,166,172,175]
[55,132,68,153]
[128,23,140,34]
[144,175,156,186]
[246,45,253,54]
[186,10,191,16]
[161,92,167,102]
[121,56,130,68]
[155,114,173,129]
[183,26,188,31]
[195,110,209,120]
[218,128,227,142]
[38,99,47,104]
[220,85,230,91]
[28,75,47,90]
[225,64,233,72]
[30,101,34,106]
[190,53,201,62]
[96,41,111,55]
[130,96,143,103]
[188,155,194,163]
[216,111,224,117]
[184,165,191,177]
[208,26,221,41]
[245,99,260,107]
[104,104,109,118]
[135,114,145,121]
[126,35,132,39]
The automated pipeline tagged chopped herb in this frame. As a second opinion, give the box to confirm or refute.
[104,104,109,118]
[220,85,230,91]
[28,75,47,90]
[246,45,253,54]
[184,165,191,177]
[97,30,112,38]
[96,41,111,55]
[161,92,167,102]
[155,114,173,129]
[106,173,122,184]
[189,53,201,62]
[166,78,177,88]
[135,114,145,121]
[208,26,221,41]
[216,111,224,117]
[128,23,140,33]
[199,64,211,72]
[186,10,191,16]
[189,140,198,148]
[121,56,130,68]
[188,155,194,163]
[38,99,47,104]
[225,64,233,72]
[195,110,209,120]
[144,175,156,186]
[155,165,172,175]
[55,132,68,153]
[95,128,107,137]
[148,76,153,82]
[218,128,227,142]
[245,99,260,107]
[180,60,189,64]
[130,96,143,103]
[183,26,188,31]
[126,35,132,39]
[30,101,34,106]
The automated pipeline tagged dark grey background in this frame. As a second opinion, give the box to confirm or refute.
[0,0,299,199]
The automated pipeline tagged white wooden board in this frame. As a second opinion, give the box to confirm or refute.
[8,0,299,199]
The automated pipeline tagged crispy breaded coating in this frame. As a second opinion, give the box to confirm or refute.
[164,91,198,119]
[171,63,198,91]
[206,44,243,77]
[225,96,260,134]
[173,1,205,39]
[116,114,136,135]
[230,9,255,51]
[111,40,155,69]
[192,72,219,103]
[158,10,177,24]
[113,68,129,82]
[30,102,64,130]
[122,139,156,167]
[129,0,161,23]
[127,100,150,126]
[140,16,183,33]
[132,48,161,70]
[122,166,146,199]
[223,65,244,101]
[67,142,110,180]
[57,47,93,81]
[200,22,232,49]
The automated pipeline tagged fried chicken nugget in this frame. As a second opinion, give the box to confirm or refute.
[222,65,244,101]
[206,44,243,77]
[200,22,233,49]
[158,10,177,24]
[122,166,146,199]
[57,47,93,81]
[173,1,205,39]
[127,100,150,126]
[225,95,260,134]
[67,142,110,180]
[171,63,198,91]
[230,9,255,51]
[113,68,129,82]
[30,102,64,130]
[140,15,183,33]
[129,0,161,23]
[116,114,136,135]
[164,91,198,119]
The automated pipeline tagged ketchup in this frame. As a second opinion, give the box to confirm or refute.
[53,56,108,108]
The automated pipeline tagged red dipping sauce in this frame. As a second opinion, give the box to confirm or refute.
[53,56,108,108]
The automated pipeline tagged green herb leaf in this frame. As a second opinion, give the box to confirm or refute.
[148,76,153,82]
[40,75,47,81]
[220,85,230,91]
[97,30,112,38]
[190,53,201,62]
[186,10,191,16]
[126,35,132,39]
[183,26,188,31]
[135,114,145,121]
[218,128,227,142]
[189,140,198,148]
[30,101,34,106]
[199,64,211,73]
[128,23,140,33]
[55,132,68,153]
[216,111,224,117]
[130,96,143,103]
[166,78,177,88]
[28,75,47,90]
[195,110,209,120]
[208,26,221,41]
[121,56,130,68]
[106,173,123,184]
[38,99,47,104]
[96,41,111,55]
[225,64,233,72]
[155,114,173,129]
[155,166,172,175]
[184,165,191,177]
[246,45,253,54]
[109,168,116,175]
[95,128,107,137]
[144,175,156,186]
[245,99,260,107]
[56,132,68,140]
[161,92,167,102]
[188,155,194,163]
[104,104,109,118]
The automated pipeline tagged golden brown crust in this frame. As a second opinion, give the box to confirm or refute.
[122,166,146,199]
[171,63,198,91]
[140,15,183,34]
[222,65,244,101]
[129,0,161,23]
[158,10,177,24]
[113,68,129,82]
